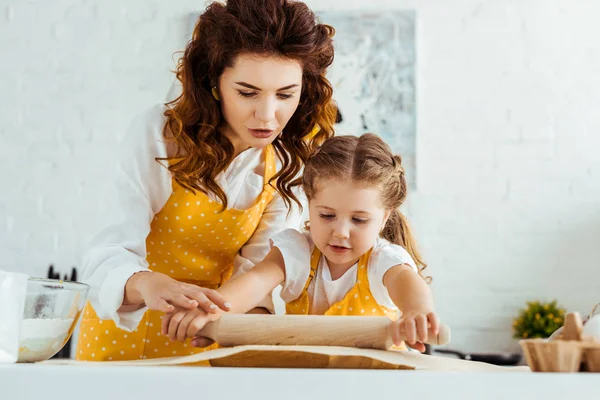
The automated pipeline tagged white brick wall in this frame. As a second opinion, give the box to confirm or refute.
[2,0,600,353]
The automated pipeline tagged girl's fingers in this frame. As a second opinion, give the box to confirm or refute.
[187,314,211,338]
[390,320,403,346]
[407,342,426,353]
[167,311,186,341]
[177,312,197,342]
[190,337,215,348]
[161,311,173,335]
[428,312,440,336]
[415,314,428,343]
[403,318,417,344]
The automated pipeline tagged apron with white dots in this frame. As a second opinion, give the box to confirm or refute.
[76,146,277,361]
[286,247,407,350]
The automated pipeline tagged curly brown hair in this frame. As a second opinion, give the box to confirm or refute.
[302,134,430,283]
[162,0,337,211]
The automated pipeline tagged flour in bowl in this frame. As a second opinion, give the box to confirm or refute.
[18,318,74,362]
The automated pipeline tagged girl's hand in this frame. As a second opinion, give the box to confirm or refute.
[124,271,231,314]
[161,306,220,344]
[392,310,439,353]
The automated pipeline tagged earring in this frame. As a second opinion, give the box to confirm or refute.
[211,86,220,101]
[303,220,310,231]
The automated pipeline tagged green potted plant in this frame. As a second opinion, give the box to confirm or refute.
[513,300,565,339]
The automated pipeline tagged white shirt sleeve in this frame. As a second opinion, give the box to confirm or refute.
[82,105,172,331]
[368,238,418,309]
[269,229,312,304]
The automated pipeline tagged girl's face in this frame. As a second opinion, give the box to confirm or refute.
[217,53,303,155]
[308,179,390,271]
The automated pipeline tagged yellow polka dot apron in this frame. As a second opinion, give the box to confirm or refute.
[286,247,407,351]
[76,145,277,362]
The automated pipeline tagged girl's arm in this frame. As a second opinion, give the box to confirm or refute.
[383,265,439,351]
[219,247,287,314]
[231,186,305,314]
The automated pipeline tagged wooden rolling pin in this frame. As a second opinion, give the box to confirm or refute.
[197,314,450,350]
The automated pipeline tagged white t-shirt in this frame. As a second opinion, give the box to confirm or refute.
[82,104,305,331]
[270,229,418,314]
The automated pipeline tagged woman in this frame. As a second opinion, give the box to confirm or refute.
[76,0,336,361]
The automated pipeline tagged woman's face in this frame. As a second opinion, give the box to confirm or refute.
[217,53,303,155]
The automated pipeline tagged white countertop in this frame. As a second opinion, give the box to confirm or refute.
[1,363,599,400]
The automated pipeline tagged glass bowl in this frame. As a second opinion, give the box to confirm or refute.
[18,278,90,363]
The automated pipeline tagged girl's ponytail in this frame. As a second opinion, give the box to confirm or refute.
[382,209,431,283]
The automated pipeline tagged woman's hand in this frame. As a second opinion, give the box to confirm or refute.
[162,306,220,345]
[391,310,439,353]
[123,271,231,314]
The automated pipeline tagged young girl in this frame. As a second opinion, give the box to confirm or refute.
[162,134,439,352]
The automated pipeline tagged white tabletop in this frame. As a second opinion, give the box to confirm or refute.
[1,363,599,400]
